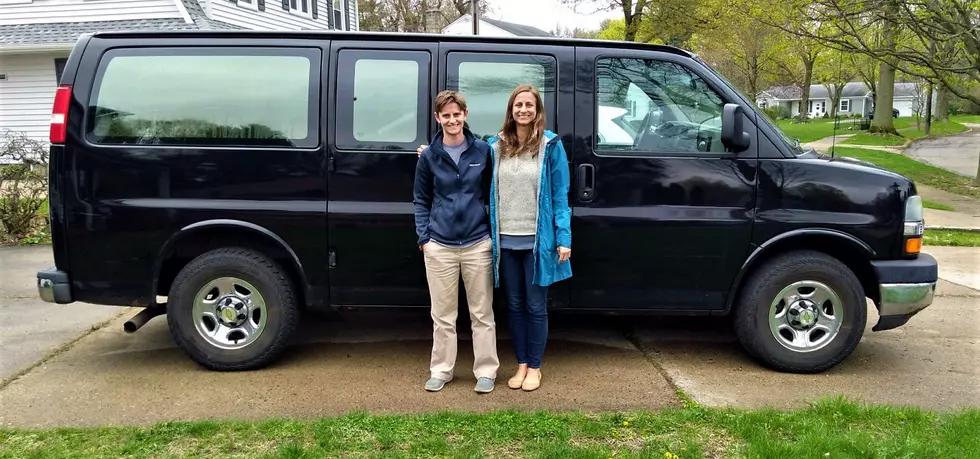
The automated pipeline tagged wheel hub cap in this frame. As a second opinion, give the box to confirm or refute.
[768,280,844,353]
[217,297,248,326]
[191,277,267,350]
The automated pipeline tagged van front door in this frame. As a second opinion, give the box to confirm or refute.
[569,48,759,312]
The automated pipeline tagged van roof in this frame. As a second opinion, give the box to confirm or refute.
[84,29,695,58]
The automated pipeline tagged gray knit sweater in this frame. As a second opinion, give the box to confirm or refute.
[497,152,541,236]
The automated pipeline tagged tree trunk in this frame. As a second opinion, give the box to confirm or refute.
[935,83,949,121]
[798,62,814,122]
[871,1,899,134]
[975,150,980,186]
[925,81,933,135]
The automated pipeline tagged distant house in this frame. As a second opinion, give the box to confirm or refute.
[442,15,553,37]
[0,0,359,143]
[756,82,936,119]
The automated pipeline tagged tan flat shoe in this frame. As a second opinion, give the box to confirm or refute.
[522,369,541,391]
[508,365,528,389]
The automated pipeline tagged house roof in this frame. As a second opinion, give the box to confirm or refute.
[0,0,244,46]
[481,18,553,37]
[759,81,922,101]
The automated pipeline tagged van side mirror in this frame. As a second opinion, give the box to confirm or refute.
[721,103,751,152]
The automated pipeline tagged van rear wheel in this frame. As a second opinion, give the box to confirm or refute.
[733,250,867,373]
[167,247,298,371]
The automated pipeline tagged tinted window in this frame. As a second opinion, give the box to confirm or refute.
[86,47,318,147]
[335,49,430,151]
[448,53,556,140]
[595,57,725,155]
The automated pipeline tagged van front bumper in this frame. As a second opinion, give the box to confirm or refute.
[870,253,938,331]
[37,267,73,304]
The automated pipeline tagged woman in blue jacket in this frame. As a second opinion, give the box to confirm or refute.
[487,83,572,392]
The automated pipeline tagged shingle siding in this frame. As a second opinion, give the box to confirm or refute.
[0,0,182,26]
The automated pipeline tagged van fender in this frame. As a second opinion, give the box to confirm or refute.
[723,228,876,314]
[151,219,308,306]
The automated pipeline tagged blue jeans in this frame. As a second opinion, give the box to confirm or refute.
[500,248,548,369]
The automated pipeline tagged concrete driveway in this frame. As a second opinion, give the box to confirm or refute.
[0,246,123,383]
[0,246,977,428]
[906,123,980,179]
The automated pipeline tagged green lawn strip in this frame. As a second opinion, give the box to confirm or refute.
[841,133,906,146]
[923,200,955,211]
[924,228,980,247]
[775,119,841,143]
[829,147,980,200]
[840,119,967,147]
[1,398,977,458]
[950,114,980,124]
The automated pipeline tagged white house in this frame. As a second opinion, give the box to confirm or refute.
[0,0,358,143]
[756,81,936,119]
[442,15,553,37]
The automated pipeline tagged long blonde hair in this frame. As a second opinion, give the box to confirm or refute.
[497,84,546,159]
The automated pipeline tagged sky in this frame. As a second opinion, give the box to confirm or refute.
[481,0,621,34]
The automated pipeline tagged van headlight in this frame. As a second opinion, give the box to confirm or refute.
[903,195,923,254]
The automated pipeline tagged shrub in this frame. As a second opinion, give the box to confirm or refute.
[0,130,49,244]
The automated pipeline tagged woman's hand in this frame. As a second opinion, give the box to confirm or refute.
[417,144,427,157]
[558,246,571,263]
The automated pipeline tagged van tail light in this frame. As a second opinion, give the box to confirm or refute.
[50,85,72,144]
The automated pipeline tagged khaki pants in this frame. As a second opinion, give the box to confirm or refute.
[422,238,498,381]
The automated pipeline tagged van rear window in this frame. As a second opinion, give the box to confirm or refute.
[85,47,319,148]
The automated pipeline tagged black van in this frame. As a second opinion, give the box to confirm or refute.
[37,30,937,374]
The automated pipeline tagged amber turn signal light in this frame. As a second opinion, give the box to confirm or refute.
[905,237,922,254]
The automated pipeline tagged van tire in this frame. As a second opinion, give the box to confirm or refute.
[167,247,298,371]
[733,250,866,373]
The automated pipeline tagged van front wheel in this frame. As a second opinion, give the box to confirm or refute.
[733,250,867,373]
[167,248,299,371]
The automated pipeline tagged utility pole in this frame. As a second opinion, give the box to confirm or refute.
[471,0,478,35]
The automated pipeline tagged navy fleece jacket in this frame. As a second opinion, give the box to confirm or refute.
[413,127,492,247]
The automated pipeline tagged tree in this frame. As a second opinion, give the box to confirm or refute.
[561,1,650,41]
[356,0,491,33]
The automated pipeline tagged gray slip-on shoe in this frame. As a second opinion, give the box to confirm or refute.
[474,377,495,394]
[425,377,450,392]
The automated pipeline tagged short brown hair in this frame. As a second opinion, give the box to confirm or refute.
[434,90,467,113]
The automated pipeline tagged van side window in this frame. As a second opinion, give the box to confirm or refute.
[447,53,556,140]
[595,57,725,156]
[335,49,430,151]
[86,47,318,148]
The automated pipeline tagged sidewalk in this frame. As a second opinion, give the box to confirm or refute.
[924,208,980,230]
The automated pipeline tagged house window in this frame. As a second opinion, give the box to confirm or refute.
[335,49,430,150]
[237,0,260,11]
[333,0,344,30]
[840,99,850,112]
[595,57,725,155]
[86,47,319,148]
[289,0,313,18]
[54,58,67,83]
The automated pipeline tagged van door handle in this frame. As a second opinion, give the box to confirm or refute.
[578,164,595,202]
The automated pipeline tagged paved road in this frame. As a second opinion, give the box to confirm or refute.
[906,123,980,179]
[0,246,123,383]
[0,246,977,427]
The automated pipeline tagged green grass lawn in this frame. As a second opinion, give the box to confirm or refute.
[775,119,841,143]
[829,147,980,199]
[841,118,968,146]
[923,200,955,211]
[950,114,980,124]
[1,397,977,458]
[924,228,980,247]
